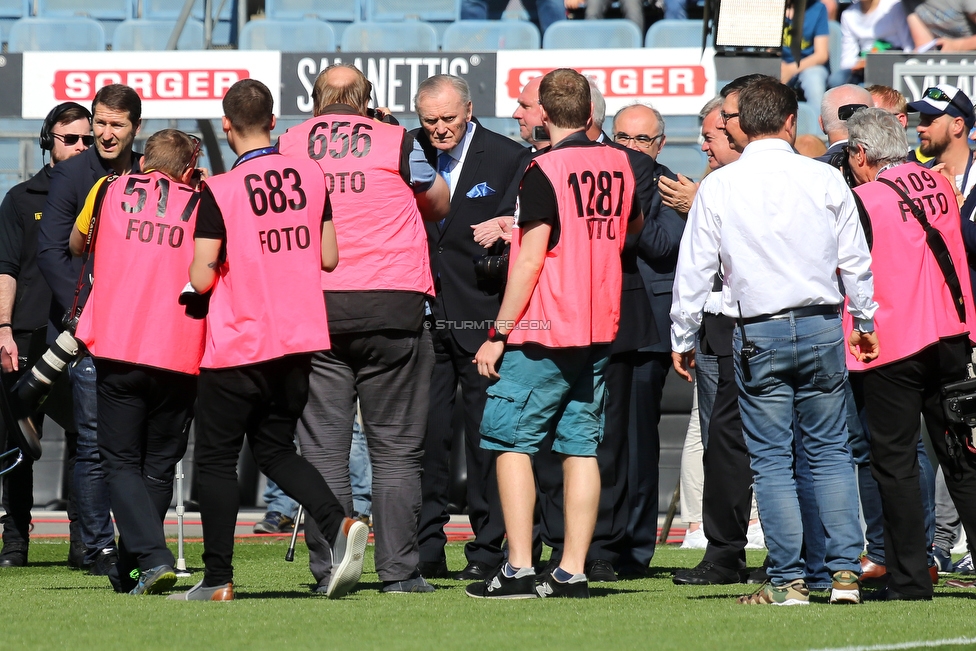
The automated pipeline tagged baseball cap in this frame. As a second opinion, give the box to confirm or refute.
[907,84,975,128]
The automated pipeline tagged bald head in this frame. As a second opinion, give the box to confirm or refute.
[313,64,371,116]
[612,103,665,158]
[820,84,874,142]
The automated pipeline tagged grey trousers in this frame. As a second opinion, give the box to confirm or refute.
[296,329,434,584]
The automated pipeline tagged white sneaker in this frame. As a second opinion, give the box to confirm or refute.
[953,552,974,575]
[680,528,707,550]
[745,522,766,550]
[326,517,369,599]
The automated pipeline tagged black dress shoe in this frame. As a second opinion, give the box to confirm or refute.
[862,586,932,601]
[89,548,119,576]
[746,566,769,585]
[454,561,496,581]
[417,559,452,579]
[617,564,651,579]
[673,561,744,585]
[0,548,27,567]
[585,559,618,583]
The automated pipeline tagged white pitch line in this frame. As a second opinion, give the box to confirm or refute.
[806,638,976,651]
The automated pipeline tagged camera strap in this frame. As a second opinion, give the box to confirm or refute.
[877,177,966,324]
[68,174,116,321]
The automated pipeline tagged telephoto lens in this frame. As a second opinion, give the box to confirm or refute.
[14,330,80,410]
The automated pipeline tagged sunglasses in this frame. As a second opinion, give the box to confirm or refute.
[838,104,868,121]
[720,110,739,122]
[613,132,664,147]
[52,133,95,147]
[922,87,973,117]
[183,134,202,172]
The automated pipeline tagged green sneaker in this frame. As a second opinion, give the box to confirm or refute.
[737,579,809,606]
[829,570,861,604]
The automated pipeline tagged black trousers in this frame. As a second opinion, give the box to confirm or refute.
[619,350,670,569]
[419,326,504,567]
[536,350,633,564]
[862,336,976,597]
[95,359,195,572]
[195,355,345,586]
[699,314,753,571]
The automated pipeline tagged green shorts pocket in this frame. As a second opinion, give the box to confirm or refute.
[480,378,533,445]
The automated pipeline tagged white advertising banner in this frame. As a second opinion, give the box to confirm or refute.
[495,48,717,118]
[21,51,281,119]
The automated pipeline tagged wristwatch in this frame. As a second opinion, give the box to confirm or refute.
[487,326,508,343]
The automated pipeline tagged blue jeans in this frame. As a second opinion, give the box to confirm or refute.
[69,356,115,561]
[733,313,862,586]
[262,479,298,519]
[349,418,372,517]
[665,0,690,19]
[787,65,829,114]
[694,333,719,450]
[520,0,566,35]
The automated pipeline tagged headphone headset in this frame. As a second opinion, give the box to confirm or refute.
[39,102,92,152]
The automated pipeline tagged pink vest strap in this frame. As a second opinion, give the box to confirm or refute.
[76,171,205,374]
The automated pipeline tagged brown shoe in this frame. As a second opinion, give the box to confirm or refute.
[167,580,234,601]
[945,579,976,588]
[859,556,887,585]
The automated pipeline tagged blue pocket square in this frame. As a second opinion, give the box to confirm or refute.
[466,182,496,199]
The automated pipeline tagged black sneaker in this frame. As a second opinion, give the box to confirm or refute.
[0,545,27,567]
[89,548,119,576]
[673,560,744,585]
[465,567,537,599]
[67,539,88,570]
[130,565,178,595]
[535,572,590,598]
[253,511,294,534]
[585,559,617,583]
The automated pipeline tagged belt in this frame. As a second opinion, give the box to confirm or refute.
[741,304,840,325]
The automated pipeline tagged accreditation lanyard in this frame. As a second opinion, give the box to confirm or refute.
[232,146,278,169]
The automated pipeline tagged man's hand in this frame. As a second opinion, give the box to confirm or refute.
[474,339,506,379]
[932,162,965,208]
[672,349,695,382]
[849,330,880,363]
[0,328,17,372]
[781,60,799,83]
[471,216,514,248]
[658,174,698,215]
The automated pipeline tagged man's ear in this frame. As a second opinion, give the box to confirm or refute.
[221,115,232,135]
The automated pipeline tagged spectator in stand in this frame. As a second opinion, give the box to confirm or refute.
[467,0,568,36]
[904,0,976,52]
[829,0,913,88]
[782,0,831,112]
[584,0,644,34]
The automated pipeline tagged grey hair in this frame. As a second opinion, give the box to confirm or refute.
[613,102,666,137]
[846,108,909,167]
[699,96,724,121]
[821,84,873,136]
[414,74,471,107]
[586,77,606,128]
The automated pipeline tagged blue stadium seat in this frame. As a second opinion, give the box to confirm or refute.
[240,19,336,52]
[828,20,842,79]
[365,0,459,22]
[36,0,132,45]
[656,145,707,180]
[0,0,28,45]
[645,18,711,48]
[113,18,205,50]
[442,20,540,51]
[543,19,642,49]
[796,101,822,136]
[8,17,107,51]
[660,114,701,140]
[141,0,231,45]
[266,0,361,22]
[340,21,437,52]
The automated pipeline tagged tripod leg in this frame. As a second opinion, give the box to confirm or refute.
[285,505,303,562]
[175,458,191,576]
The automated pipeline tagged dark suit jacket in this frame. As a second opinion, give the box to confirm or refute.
[815,141,845,165]
[413,118,528,354]
[37,146,142,336]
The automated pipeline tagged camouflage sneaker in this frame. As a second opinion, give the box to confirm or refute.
[736,579,809,606]
[829,570,861,604]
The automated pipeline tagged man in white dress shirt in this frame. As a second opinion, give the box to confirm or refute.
[670,76,880,606]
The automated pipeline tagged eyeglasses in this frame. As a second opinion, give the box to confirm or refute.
[52,133,94,147]
[922,87,973,117]
[720,111,739,122]
[183,134,202,172]
[613,132,664,148]
[838,104,868,121]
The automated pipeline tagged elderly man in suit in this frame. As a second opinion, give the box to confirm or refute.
[412,75,529,581]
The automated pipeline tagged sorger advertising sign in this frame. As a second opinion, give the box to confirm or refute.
[22,51,282,119]
[495,48,716,117]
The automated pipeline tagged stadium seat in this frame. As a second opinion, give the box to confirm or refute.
[828,20,842,79]
[442,20,540,51]
[656,145,708,180]
[645,18,711,48]
[542,19,642,49]
[796,101,822,136]
[113,18,205,50]
[364,0,459,22]
[36,0,133,45]
[0,0,28,46]
[340,21,437,52]
[660,114,701,140]
[266,0,361,22]
[240,19,336,52]
[8,17,107,51]
[141,0,232,45]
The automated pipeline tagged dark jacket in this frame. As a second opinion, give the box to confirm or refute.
[0,166,54,351]
[413,118,528,353]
